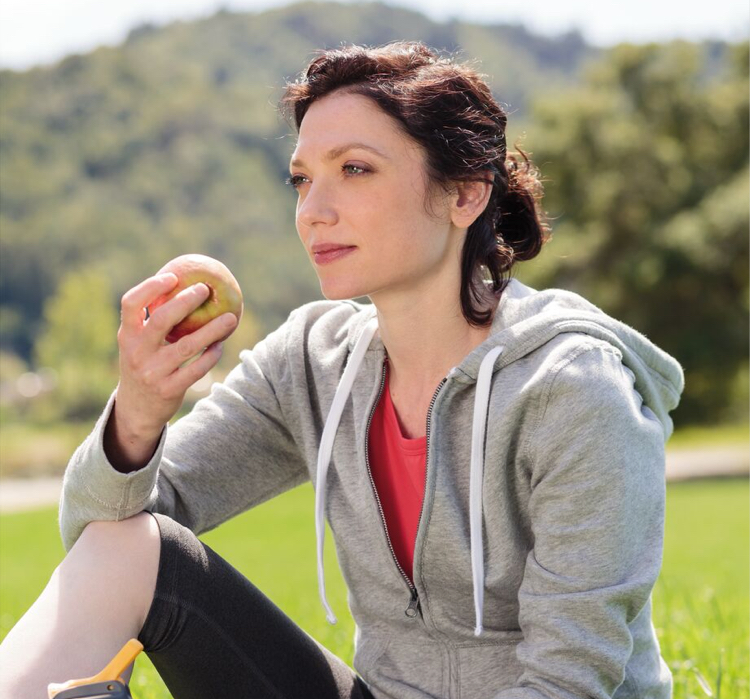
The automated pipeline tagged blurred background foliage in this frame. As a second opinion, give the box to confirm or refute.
[0,1,747,476]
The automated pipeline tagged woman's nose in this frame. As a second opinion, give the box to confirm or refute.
[296,182,339,229]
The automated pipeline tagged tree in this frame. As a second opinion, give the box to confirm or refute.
[522,41,749,425]
[34,267,119,420]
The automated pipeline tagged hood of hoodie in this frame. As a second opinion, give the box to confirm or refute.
[315,277,684,635]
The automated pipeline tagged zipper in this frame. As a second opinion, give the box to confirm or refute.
[364,353,448,620]
[405,587,420,618]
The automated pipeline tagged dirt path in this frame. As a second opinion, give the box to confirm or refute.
[0,446,747,515]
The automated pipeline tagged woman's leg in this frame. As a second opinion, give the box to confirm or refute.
[138,512,374,699]
[0,512,161,698]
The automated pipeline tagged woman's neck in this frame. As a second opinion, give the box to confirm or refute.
[371,280,498,396]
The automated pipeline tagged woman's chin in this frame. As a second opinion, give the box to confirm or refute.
[318,279,369,301]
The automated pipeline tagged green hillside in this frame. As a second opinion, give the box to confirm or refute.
[0,1,746,428]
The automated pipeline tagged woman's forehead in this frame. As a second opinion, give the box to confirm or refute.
[297,92,410,143]
[291,126,423,169]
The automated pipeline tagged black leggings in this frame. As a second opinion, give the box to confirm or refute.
[137,512,376,699]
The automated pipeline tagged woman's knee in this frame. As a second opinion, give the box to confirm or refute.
[76,512,161,575]
[81,510,158,536]
[78,512,160,556]
[70,512,162,629]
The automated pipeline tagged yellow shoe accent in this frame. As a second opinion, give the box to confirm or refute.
[47,638,143,698]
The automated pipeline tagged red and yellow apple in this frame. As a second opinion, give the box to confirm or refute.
[147,254,243,343]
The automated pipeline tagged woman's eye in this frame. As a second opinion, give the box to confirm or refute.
[342,164,368,176]
[284,164,370,190]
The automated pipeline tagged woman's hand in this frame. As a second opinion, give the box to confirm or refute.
[104,272,239,471]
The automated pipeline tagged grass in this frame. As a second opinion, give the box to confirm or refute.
[655,478,749,698]
[1,478,748,698]
[666,422,749,450]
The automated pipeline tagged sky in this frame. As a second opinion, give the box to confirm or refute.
[0,0,748,71]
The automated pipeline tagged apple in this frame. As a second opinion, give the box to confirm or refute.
[147,254,243,344]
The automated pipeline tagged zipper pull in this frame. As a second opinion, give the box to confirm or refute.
[405,588,420,618]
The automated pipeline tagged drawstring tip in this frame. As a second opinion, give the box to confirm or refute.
[321,594,337,625]
[473,624,483,637]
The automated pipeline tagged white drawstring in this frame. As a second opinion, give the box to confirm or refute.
[315,314,503,636]
[315,317,379,624]
[470,345,505,636]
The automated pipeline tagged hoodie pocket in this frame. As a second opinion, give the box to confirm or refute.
[352,636,389,683]
[358,637,447,698]
[456,641,523,699]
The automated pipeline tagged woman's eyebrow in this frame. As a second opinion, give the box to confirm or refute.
[289,142,389,169]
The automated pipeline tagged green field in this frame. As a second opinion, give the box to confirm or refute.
[1,478,748,698]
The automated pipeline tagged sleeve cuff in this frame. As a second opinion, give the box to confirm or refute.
[85,389,168,511]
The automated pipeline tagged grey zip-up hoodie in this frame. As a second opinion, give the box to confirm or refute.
[60,277,684,699]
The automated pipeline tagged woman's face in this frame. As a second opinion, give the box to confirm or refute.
[288,90,460,302]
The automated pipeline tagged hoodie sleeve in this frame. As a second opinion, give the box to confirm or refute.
[58,310,309,553]
[494,342,667,699]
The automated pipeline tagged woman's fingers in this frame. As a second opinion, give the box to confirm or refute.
[163,341,225,397]
[132,311,238,386]
[143,283,211,345]
[120,273,178,333]
[166,312,238,365]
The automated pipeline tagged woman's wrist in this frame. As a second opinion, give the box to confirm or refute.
[103,398,164,473]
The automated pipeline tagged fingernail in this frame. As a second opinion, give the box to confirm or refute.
[194,283,209,295]
[222,313,236,327]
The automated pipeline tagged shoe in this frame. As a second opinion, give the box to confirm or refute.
[47,679,132,698]
[47,639,142,699]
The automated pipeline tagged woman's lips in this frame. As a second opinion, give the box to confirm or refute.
[313,246,357,265]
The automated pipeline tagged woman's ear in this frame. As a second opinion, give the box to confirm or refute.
[450,174,494,229]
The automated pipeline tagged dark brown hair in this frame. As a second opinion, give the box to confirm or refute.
[279,41,551,327]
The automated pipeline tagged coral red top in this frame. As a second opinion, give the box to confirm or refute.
[367,357,427,585]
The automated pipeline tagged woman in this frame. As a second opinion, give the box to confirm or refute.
[0,41,683,698]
